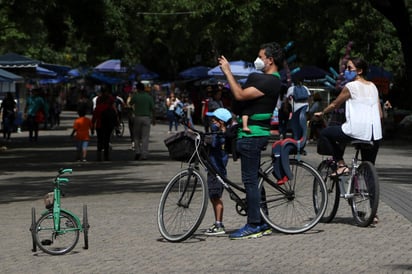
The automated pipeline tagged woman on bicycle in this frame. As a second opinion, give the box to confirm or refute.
[315,57,383,176]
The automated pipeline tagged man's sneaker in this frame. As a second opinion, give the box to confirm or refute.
[204,224,225,235]
[260,223,273,236]
[229,224,263,240]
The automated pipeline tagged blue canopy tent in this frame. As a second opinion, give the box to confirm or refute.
[131,64,159,80]
[95,59,127,73]
[208,60,261,78]
[89,71,124,85]
[179,66,210,79]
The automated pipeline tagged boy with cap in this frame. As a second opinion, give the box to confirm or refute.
[204,108,233,235]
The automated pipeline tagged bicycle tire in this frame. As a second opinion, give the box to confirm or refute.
[157,168,208,242]
[349,161,379,227]
[83,204,89,249]
[30,207,37,252]
[316,160,340,223]
[259,159,327,234]
[34,211,80,255]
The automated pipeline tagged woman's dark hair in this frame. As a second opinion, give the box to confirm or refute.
[349,57,369,77]
[260,42,285,69]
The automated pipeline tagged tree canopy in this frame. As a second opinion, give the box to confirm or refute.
[0,0,411,103]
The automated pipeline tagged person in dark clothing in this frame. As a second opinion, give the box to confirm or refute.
[92,88,118,161]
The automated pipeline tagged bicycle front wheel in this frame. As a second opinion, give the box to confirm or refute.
[259,159,327,234]
[317,160,340,223]
[157,168,208,242]
[349,161,379,227]
[34,211,80,255]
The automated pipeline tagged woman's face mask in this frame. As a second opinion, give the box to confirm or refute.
[344,69,357,81]
[254,57,265,71]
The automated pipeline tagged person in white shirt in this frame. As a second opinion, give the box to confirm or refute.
[286,78,311,113]
[315,57,383,176]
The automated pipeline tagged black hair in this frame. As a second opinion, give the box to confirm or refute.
[78,109,86,117]
[260,42,285,69]
[348,57,369,77]
[136,81,145,91]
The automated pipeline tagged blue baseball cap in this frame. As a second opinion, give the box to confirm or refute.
[206,108,232,123]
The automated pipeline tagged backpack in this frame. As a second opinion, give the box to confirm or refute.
[292,85,309,102]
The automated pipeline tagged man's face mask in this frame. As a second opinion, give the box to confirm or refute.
[344,69,357,81]
[254,57,265,71]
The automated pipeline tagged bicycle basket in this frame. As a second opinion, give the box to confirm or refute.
[164,131,197,162]
[43,192,54,209]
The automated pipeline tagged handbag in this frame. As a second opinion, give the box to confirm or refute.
[35,109,45,123]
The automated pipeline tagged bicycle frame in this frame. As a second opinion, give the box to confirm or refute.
[184,127,291,216]
[41,170,83,233]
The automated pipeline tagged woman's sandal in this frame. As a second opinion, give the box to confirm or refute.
[330,165,350,177]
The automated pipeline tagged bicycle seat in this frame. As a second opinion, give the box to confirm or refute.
[351,140,375,150]
[272,105,308,181]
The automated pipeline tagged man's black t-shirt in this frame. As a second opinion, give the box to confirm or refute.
[233,72,281,117]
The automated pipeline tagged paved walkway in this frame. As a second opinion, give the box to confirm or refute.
[0,111,411,273]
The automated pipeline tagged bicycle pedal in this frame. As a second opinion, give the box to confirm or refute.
[41,239,52,245]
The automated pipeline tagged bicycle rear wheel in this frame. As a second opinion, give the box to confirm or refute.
[259,159,327,234]
[34,211,80,255]
[157,168,208,242]
[349,161,379,227]
[316,160,340,223]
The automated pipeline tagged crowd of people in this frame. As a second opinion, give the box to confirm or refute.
[0,42,390,238]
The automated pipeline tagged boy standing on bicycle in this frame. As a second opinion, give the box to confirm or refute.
[204,108,234,235]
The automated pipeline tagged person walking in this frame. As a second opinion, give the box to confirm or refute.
[24,88,49,142]
[165,92,179,133]
[219,42,284,239]
[70,109,92,161]
[129,81,155,160]
[0,92,17,141]
[92,87,118,161]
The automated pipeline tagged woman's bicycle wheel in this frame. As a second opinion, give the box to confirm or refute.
[34,211,80,255]
[259,159,327,234]
[349,161,379,227]
[316,160,340,223]
[157,168,208,242]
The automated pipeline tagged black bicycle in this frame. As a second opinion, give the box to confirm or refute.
[157,112,328,242]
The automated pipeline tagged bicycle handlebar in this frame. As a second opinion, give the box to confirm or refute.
[59,168,73,175]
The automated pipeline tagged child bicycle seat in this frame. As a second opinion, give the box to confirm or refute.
[272,105,308,183]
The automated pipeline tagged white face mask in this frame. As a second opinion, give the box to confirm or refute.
[254,57,265,71]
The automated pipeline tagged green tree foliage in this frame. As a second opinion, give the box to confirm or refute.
[0,0,410,99]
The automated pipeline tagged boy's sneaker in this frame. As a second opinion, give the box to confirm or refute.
[229,224,263,240]
[204,224,225,235]
[260,223,273,236]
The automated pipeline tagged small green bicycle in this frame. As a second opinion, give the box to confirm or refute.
[30,168,90,255]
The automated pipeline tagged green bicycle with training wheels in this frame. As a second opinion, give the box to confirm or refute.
[30,168,90,255]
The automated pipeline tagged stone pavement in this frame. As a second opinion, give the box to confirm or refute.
[0,111,411,273]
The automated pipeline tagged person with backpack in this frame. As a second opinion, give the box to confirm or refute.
[92,87,118,161]
[286,77,311,113]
